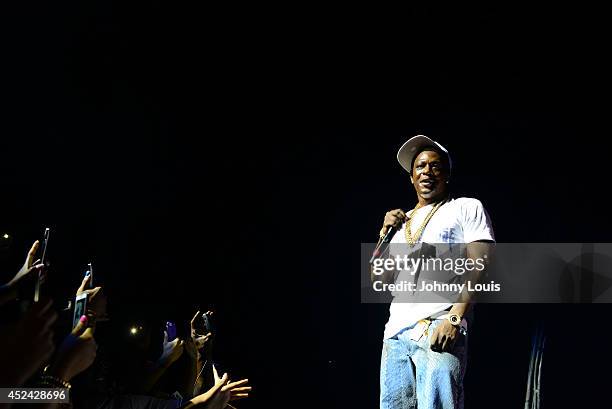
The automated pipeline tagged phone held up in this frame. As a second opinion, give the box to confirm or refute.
[72,263,93,328]
[202,311,214,335]
[193,311,214,337]
[33,227,50,303]
[166,321,177,342]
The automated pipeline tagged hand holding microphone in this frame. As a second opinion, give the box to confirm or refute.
[370,209,407,264]
[380,209,407,241]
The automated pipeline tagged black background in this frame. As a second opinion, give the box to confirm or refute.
[1,3,610,408]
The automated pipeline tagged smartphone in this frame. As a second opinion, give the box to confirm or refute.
[33,228,50,303]
[192,311,214,338]
[202,312,214,335]
[73,292,88,328]
[166,321,177,341]
[85,262,94,289]
[198,312,214,363]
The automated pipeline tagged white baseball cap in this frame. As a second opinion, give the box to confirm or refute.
[397,135,452,174]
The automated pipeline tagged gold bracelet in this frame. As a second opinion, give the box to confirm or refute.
[40,375,72,389]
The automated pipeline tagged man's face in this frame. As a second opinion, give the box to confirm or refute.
[411,150,449,201]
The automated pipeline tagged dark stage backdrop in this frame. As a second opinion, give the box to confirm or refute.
[2,3,611,408]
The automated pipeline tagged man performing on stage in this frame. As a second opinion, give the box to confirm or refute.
[377,135,495,409]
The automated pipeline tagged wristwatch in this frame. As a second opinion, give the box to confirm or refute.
[447,314,462,327]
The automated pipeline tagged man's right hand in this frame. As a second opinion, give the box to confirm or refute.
[382,209,406,235]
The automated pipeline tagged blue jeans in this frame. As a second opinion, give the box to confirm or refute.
[380,319,468,409]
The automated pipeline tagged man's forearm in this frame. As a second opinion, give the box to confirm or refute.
[450,241,494,318]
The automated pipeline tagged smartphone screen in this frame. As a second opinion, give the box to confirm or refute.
[166,321,177,341]
[201,312,214,362]
[193,312,214,336]
[202,312,214,335]
[73,292,88,328]
[86,262,93,289]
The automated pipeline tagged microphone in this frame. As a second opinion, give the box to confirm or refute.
[380,225,397,244]
[369,224,399,264]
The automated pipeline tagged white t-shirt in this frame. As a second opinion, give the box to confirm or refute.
[383,197,495,340]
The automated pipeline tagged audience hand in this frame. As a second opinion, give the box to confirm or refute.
[1,241,45,306]
[47,314,97,382]
[76,273,108,322]
[159,330,184,368]
[189,311,212,356]
[213,364,251,404]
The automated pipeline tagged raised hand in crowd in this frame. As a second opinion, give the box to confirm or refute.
[190,310,213,352]
[183,372,229,409]
[185,311,213,397]
[160,330,185,368]
[44,314,97,383]
[0,241,45,305]
[132,329,185,394]
[182,366,250,409]
[76,272,108,322]
[212,364,250,406]
[17,316,98,409]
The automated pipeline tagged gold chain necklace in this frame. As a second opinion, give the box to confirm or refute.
[404,199,447,246]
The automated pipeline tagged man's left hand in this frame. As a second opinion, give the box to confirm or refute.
[430,320,458,352]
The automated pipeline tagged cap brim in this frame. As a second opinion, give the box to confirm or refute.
[397,135,452,173]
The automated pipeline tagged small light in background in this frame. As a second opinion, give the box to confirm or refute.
[0,233,13,253]
[130,326,139,335]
